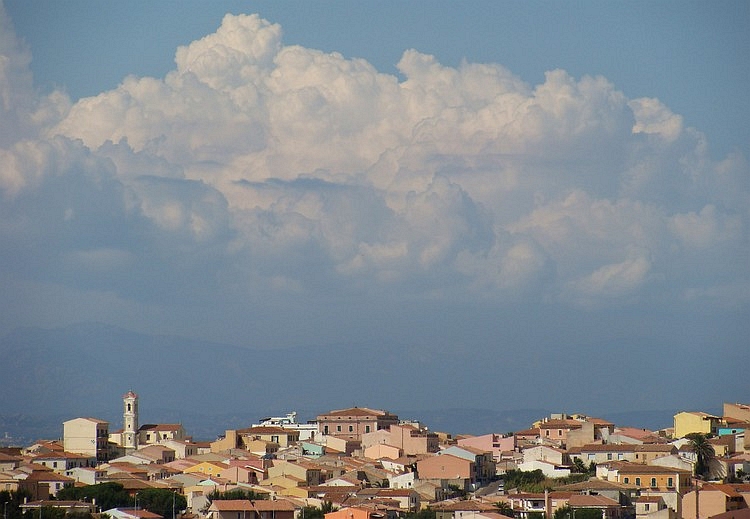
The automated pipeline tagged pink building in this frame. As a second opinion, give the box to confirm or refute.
[317,407,399,441]
[458,433,515,461]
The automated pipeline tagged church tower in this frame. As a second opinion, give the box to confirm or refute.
[122,390,139,450]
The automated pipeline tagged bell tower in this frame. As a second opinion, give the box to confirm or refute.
[122,390,139,450]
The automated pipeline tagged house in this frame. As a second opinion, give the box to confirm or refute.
[317,408,400,441]
[598,462,692,515]
[432,498,501,519]
[63,417,109,462]
[571,444,677,465]
[103,508,163,519]
[505,491,573,519]
[138,424,187,445]
[724,404,750,424]
[353,488,421,513]
[253,412,318,441]
[440,446,496,487]
[18,468,75,498]
[364,444,402,461]
[673,412,721,439]
[522,445,569,466]
[325,507,396,519]
[238,426,300,448]
[416,453,476,491]
[64,466,108,485]
[184,461,230,478]
[20,500,98,516]
[266,459,324,487]
[609,428,667,446]
[207,499,296,519]
[30,451,98,472]
[361,424,439,456]
[569,494,625,519]
[536,418,584,448]
[681,483,750,519]
[457,434,515,462]
[632,495,674,519]
[556,477,638,507]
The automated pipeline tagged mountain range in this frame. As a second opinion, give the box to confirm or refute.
[0,322,680,445]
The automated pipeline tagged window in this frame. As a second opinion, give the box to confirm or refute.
[349,425,353,432]
[645,505,650,511]
[635,478,641,486]
[558,430,562,436]
[337,425,341,432]
[324,426,329,434]
[366,426,371,433]
[667,477,673,487]
[127,403,131,412]
[618,453,624,460]
[651,478,657,487]
[624,477,629,484]
[607,453,613,460]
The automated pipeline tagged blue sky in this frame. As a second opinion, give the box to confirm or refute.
[1,1,748,415]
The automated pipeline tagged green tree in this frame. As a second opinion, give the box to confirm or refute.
[57,483,131,511]
[575,509,603,519]
[207,489,268,502]
[0,489,32,519]
[300,506,325,519]
[495,501,514,517]
[404,509,435,519]
[686,433,715,479]
[572,458,587,473]
[320,502,338,514]
[137,489,187,518]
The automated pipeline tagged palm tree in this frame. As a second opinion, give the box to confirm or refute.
[686,433,715,479]
[495,501,514,517]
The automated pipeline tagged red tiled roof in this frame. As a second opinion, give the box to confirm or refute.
[323,408,391,417]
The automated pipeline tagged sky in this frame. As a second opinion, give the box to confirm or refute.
[1,1,748,415]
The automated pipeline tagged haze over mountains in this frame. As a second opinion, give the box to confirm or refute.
[2,322,689,444]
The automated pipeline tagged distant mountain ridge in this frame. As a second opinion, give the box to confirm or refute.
[1,322,678,444]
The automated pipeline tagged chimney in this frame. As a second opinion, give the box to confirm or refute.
[544,489,551,519]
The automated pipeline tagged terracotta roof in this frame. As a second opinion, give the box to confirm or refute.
[569,495,619,507]
[612,463,691,474]
[322,408,392,417]
[209,499,295,512]
[139,424,182,431]
[633,496,663,503]
[708,508,750,519]
[108,508,161,519]
[555,478,637,491]
[432,500,498,511]
[539,419,583,429]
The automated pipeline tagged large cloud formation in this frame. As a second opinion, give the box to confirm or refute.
[1,11,748,343]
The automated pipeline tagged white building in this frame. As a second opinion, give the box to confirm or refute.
[253,412,318,441]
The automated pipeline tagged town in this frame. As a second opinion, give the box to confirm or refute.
[1,394,749,519]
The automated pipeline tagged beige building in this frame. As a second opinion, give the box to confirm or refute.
[317,407,399,441]
[138,423,186,444]
[63,417,109,462]
[361,423,439,456]
[681,483,750,519]
[724,403,750,424]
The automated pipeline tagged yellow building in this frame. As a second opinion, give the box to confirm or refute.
[673,412,721,439]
